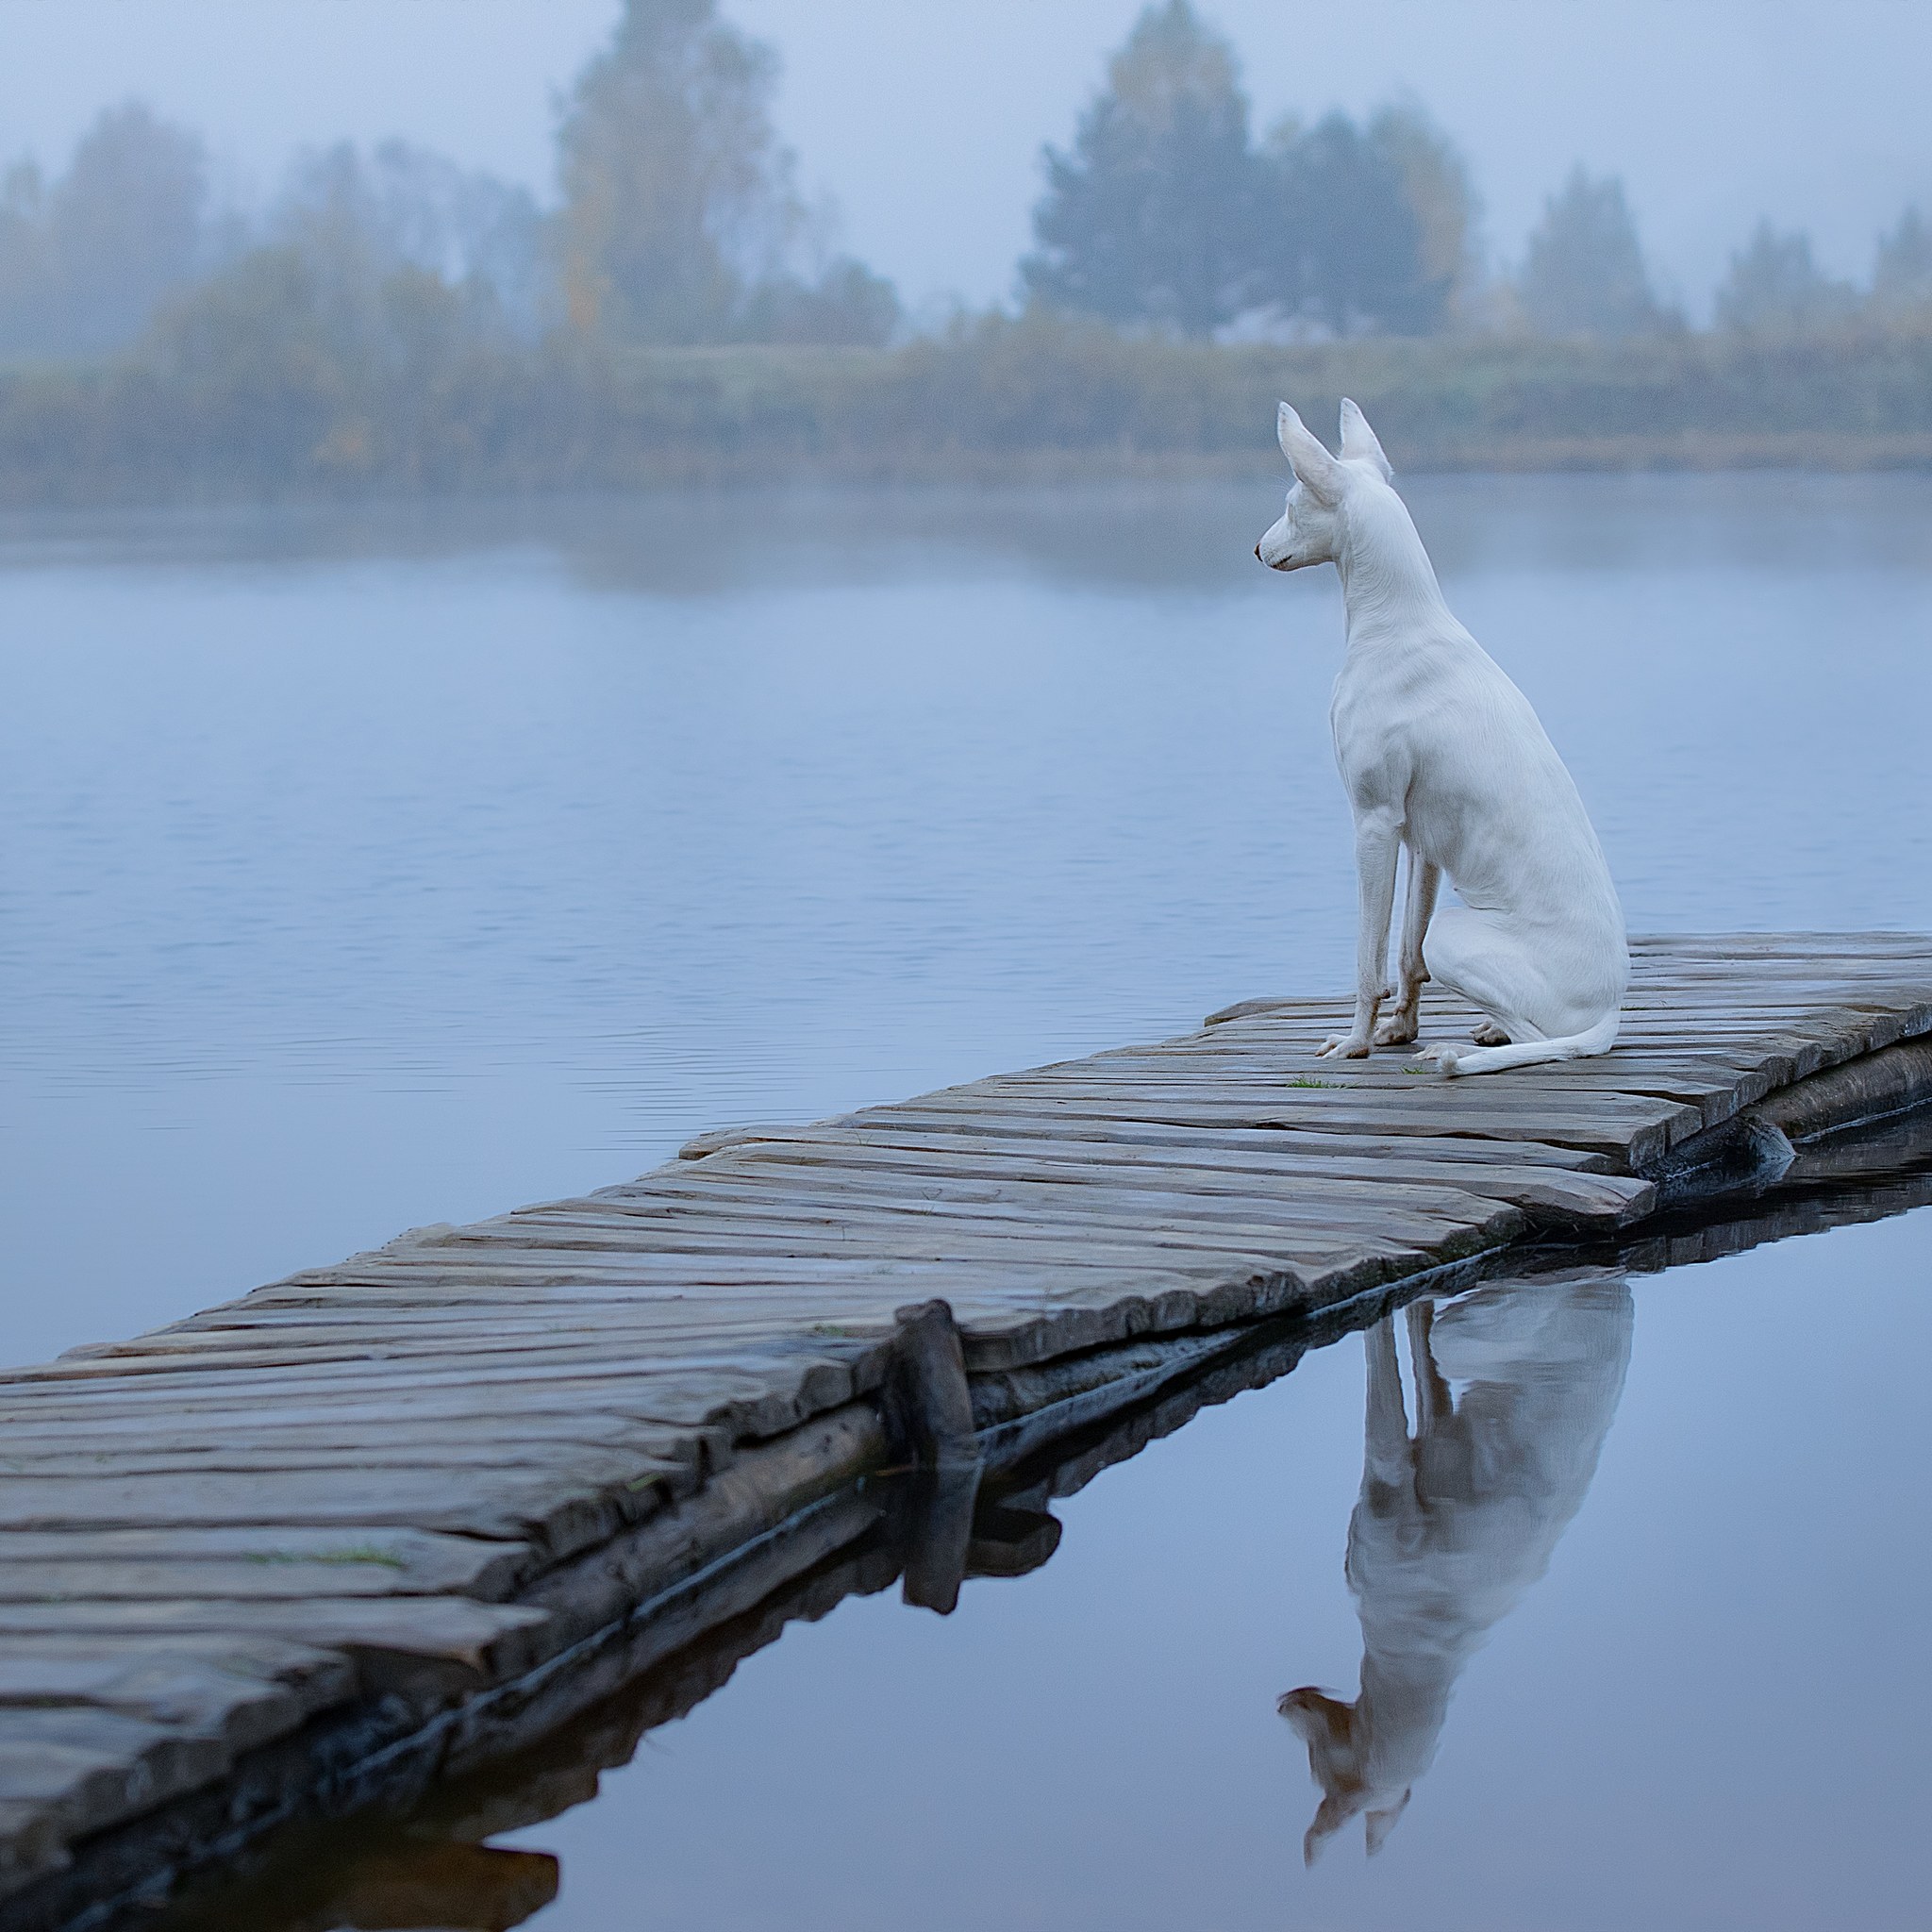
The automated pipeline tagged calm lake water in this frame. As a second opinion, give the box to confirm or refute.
[4,473,1931,1928]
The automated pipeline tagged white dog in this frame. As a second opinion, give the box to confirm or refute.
[1256,400,1627,1076]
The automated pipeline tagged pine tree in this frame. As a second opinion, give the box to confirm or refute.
[1714,222,1856,334]
[1518,168,1668,339]
[1871,207,1932,320]
[1022,2,1266,338]
[1257,110,1453,336]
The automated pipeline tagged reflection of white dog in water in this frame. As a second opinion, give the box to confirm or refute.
[1280,1273,1633,1862]
[1256,401,1627,1075]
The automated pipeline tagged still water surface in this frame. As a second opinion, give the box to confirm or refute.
[3,475,1931,1926]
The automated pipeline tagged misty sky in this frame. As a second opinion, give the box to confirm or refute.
[3,0,1928,317]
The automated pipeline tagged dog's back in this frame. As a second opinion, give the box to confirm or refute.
[1333,595,1627,1008]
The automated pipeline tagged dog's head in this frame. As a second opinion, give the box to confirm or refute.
[1255,398,1393,572]
[1278,1685,1412,1863]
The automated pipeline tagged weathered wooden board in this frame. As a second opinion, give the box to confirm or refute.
[1,932,1929,1915]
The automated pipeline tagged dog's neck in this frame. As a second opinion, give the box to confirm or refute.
[1335,486,1455,647]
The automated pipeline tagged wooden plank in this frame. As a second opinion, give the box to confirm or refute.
[303,1180,1513,1252]
[2,1406,687,1463]
[833,1092,1685,1165]
[206,1221,1452,1274]
[0,1658,315,1756]
[6,1344,862,1407]
[0,1364,864,1442]
[681,1115,1617,1170]
[683,1134,1657,1227]
[0,1440,695,1482]
[425,1175,1519,1248]
[263,1251,1232,1291]
[0,1389,741,1441]
[0,1599,551,1674]
[964,1069,1736,1110]
[0,1634,353,1717]
[0,1557,509,1605]
[0,1528,531,1601]
[0,1708,233,1842]
[0,1466,672,1545]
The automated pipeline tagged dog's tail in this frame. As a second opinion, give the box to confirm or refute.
[1439,1008,1620,1078]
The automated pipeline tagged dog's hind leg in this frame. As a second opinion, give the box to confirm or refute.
[1416,905,1617,1077]
[1413,905,1541,1048]
[1374,851,1439,1047]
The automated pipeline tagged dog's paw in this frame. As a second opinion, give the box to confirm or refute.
[1316,1033,1373,1060]
[1373,1012,1419,1047]
[1472,1023,1510,1047]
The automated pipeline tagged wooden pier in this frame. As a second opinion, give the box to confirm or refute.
[4,933,1932,1928]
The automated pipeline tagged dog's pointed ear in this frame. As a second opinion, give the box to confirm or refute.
[1277,401,1343,506]
[1339,397,1392,480]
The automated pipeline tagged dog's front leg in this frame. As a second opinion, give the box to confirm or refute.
[1374,852,1440,1046]
[1319,812,1400,1058]
[1362,1315,1412,1487]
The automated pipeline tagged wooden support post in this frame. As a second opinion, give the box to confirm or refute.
[884,1300,978,1468]
[898,1464,982,1615]
[882,1299,983,1613]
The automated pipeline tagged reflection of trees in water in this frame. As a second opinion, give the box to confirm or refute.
[1281,1271,1634,1861]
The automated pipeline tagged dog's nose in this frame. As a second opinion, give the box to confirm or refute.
[1254,543,1263,562]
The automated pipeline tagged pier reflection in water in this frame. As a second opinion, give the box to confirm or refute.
[150,1143,1932,1932]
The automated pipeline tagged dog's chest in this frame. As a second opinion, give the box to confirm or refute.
[1327,647,1457,800]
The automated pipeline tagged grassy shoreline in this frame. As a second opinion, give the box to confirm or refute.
[5,317,1931,506]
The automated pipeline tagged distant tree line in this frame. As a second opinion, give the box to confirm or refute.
[9,313,1932,506]
[0,0,900,380]
[2,0,1932,502]
[1512,167,1932,340]
[1026,1,1932,344]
